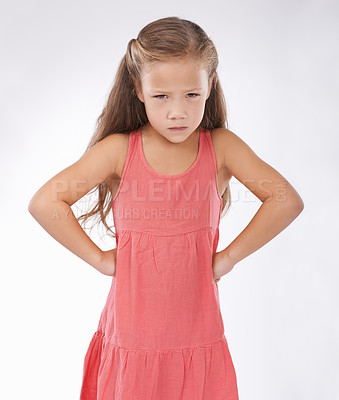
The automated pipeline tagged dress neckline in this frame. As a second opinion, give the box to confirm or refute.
[137,126,203,179]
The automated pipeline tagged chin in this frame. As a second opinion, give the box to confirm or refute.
[165,134,191,144]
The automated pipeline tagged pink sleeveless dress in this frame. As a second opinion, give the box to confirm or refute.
[79,126,239,399]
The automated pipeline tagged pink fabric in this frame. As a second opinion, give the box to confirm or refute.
[79,127,239,399]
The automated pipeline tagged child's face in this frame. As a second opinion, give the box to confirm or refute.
[134,57,213,143]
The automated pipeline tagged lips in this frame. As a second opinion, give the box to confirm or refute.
[169,126,187,129]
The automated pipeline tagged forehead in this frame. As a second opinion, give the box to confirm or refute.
[141,58,208,89]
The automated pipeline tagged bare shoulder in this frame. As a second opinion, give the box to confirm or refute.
[27,132,131,208]
[100,133,130,176]
[210,127,303,204]
[210,127,266,175]
[209,127,237,175]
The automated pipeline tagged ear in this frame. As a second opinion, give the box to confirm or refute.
[206,75,213,100]
[131,75,144,103]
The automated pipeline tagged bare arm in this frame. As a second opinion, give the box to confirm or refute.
[28,134,125,273]
[214,128,304,269]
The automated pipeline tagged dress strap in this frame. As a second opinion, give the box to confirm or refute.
[204,129,219,186]
[111,129,138,203]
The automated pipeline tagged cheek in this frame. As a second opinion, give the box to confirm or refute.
[189,100,205,114]
[143,102,164,122]
[144,101,164,114]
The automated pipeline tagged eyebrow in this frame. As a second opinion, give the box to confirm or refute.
[150,88,203,93]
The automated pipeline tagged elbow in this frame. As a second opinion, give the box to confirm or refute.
[287,195,304,218]
[28,197,39,218]
[28,194,45,218]
[293,194,304,213]
[297,198,304,212]
[271,192,304,218]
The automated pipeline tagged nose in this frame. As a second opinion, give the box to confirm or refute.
[167,100,187,119]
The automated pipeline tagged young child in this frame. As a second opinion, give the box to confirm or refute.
[28,16,304,400]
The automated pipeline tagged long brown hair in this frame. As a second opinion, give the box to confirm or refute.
[77,16,231,238]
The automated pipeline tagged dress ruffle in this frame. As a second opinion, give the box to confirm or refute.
[80,330,239,400]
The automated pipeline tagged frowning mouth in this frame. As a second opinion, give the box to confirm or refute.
[169,127,188,130]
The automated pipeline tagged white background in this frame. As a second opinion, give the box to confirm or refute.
[1,0,338,399]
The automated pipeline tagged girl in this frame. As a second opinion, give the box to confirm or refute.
[28,16,304,400]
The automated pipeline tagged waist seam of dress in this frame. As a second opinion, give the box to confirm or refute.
[116,225,217,237]
[98,333,227,352]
